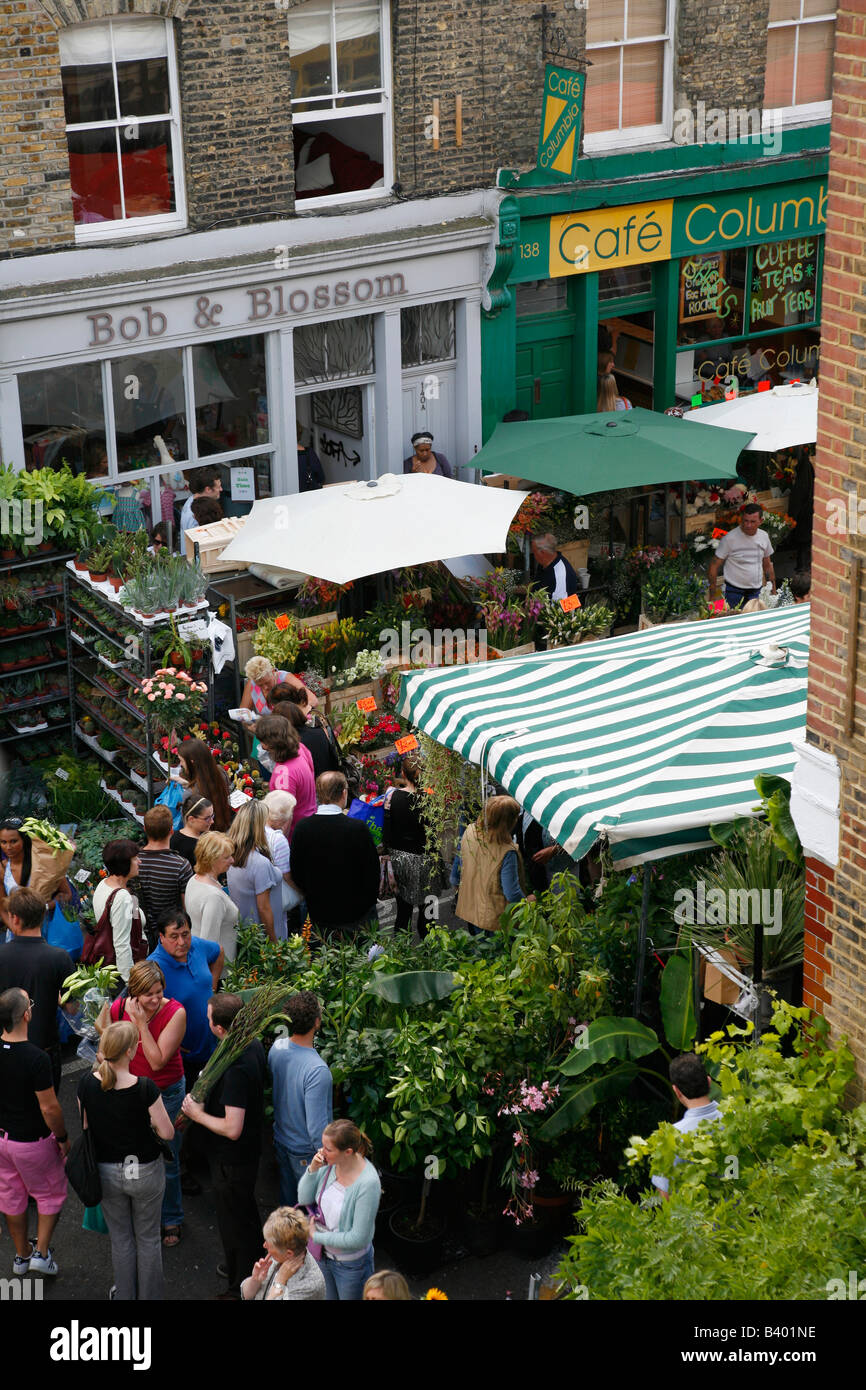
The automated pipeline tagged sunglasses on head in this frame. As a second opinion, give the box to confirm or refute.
[0,818,24,830]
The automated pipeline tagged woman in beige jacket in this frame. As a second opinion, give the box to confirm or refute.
[456,796,531,934]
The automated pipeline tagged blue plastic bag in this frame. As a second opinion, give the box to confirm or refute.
[155,778,184,830]
[43,899,83,961]
[347,794,385,833]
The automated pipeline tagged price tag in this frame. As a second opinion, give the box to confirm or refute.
[394,735,419,755]
[710,598,725,613]
[229,788,254,808]
[55,767,70,780]
[560,594,581,612]
[690,392,703,407]
[357,696,377,712]
[274,614,290,632]
[74,868,91,883]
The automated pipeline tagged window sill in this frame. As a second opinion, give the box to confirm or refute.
[73,215,187,247]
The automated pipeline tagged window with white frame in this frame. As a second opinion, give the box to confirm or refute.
[583,0,674,150]
[60,17,185,239]
[288,0,392,204]
[764,1,836,118]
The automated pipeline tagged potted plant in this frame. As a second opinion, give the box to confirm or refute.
[473,569,546,656]
[86,539,114,585]
[387,1173,448,1275]
[642,558,706,626]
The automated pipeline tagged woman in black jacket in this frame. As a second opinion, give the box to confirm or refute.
[384,753,429,937]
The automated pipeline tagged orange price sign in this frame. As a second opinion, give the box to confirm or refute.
[560,593,581,612]
[274,613,290,631]
[394,735,419,755]
[356,696,377,713]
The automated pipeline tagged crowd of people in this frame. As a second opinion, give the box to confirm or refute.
[0,691,559,1304]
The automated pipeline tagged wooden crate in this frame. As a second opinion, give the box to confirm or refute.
[667,512,717,545]
[328,678,382,714]
[559,539,589,570]
[298,610,337,632]
[489,641,537,659]
[184,517,247,574]
[236,629,255,671]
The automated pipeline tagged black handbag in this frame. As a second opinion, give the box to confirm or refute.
[66,1099,102,1208]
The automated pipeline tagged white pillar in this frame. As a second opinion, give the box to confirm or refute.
[456,295,483,479]
[0,374,25,470]
[271,328,298,495]
[375,308,404,478]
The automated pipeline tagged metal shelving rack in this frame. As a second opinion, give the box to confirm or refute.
[65,566,214,822]
[0,550,74,749]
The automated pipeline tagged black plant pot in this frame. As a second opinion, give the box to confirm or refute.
[387,1206,447,1275]
[504,1216,558,1260]
[462,1209,502,1257]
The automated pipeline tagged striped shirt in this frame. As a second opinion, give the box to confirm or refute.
[135,848,193,934]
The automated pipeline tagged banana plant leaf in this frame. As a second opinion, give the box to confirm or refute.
[364,969,456,1005]
[708,815,753,848]
[540,1062,639,1139]
[659,952,697,1051]
[753,773,803,865]
[559,1016,660,1077]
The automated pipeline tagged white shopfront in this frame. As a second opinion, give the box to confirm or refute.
[0,206,490,518]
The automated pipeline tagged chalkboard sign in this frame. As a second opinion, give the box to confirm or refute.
[679,252,725,322]
[749,237,818,331]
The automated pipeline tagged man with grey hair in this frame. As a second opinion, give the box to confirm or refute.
[531,532,580,602]
[0,987,69,1277]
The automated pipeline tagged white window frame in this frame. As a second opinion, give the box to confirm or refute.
[583,0,675,153]
[289,0,393,209]
[762,3,836,128]
[62,17,187,245]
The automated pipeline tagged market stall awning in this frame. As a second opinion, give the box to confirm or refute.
[682,380,818,452]
[467,408,756,493]
[217,472,527,585]
[398,606,809,868]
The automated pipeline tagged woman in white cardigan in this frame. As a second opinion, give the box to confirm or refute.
[185,831,239,965]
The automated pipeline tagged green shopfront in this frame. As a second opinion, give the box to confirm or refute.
[481,129,828,442]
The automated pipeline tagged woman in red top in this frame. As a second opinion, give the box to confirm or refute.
[109,960,187,1247]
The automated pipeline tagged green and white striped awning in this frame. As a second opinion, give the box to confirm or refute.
[398,606,810,868]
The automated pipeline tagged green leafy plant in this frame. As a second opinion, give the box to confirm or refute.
[642,558,705,622]
[252,612,301,669]
[556,1003,866,1300]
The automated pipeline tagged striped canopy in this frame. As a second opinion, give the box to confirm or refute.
[398,607,810,868]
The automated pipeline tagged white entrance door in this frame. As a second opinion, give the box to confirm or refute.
[401,366,456,473]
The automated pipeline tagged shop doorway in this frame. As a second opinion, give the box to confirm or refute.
[515,335,575,419]
[296,384,373,485]
[599,311,654,410]
[401,367,456,471]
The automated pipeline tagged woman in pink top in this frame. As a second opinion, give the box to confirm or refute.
[256,716,317,837]
[107,959,187,1246]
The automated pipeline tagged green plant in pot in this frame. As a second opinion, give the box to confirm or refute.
[642,559,705,624]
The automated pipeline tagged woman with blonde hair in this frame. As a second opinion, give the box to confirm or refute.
[77,1020,175,1300]
[227,800,283,942]
[363,1270,411,1300]
[240,1206,326,1301]
[186,830,239,962]
[596,372,632,412]
[297,1118,382,1301]
[241,656,316,765]
[456,795,531,934]
[106,961,187,1246]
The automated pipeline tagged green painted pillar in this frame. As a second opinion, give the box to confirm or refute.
[573,272,599,414]
[652,258,679,412]
[481,303,517,443]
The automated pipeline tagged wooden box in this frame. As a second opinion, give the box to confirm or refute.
[184,517,248,574]
[298,610,337,632]
[328,678,382,714]
[702,949,743,1007]
[559,539,590,570]
[236,629,255,672]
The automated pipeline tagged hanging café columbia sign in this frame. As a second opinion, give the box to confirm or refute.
[83,271,409,348]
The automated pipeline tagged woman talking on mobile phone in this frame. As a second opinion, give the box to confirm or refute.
[296,1119,381,1301]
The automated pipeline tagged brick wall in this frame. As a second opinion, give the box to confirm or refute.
[803,2,866,1099]
[178,0,293,231]
[390,0,584,196]
[675,0,770,115]
[0,0,73,253]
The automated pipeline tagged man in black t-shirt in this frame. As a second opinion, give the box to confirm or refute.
[531,533,581,602]
[0,988,69,1277]
[180,993,266,1300]
[0,889,73,1093]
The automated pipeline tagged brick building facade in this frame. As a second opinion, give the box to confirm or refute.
[2,0,803,258]
[795,1,866,1098]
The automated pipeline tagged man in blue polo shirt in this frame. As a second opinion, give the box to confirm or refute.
[148,909,224,1088]
[268,990,333,1206]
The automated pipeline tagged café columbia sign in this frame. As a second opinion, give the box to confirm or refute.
[84,270,409,348]
[536,64,585,180]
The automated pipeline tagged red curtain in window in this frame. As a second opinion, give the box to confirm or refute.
[69,144,171,223]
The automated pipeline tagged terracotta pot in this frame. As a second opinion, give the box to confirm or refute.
[73,559,89,573]
[89,571,108,584]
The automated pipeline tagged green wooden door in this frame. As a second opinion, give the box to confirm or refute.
[515,328,574,419]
